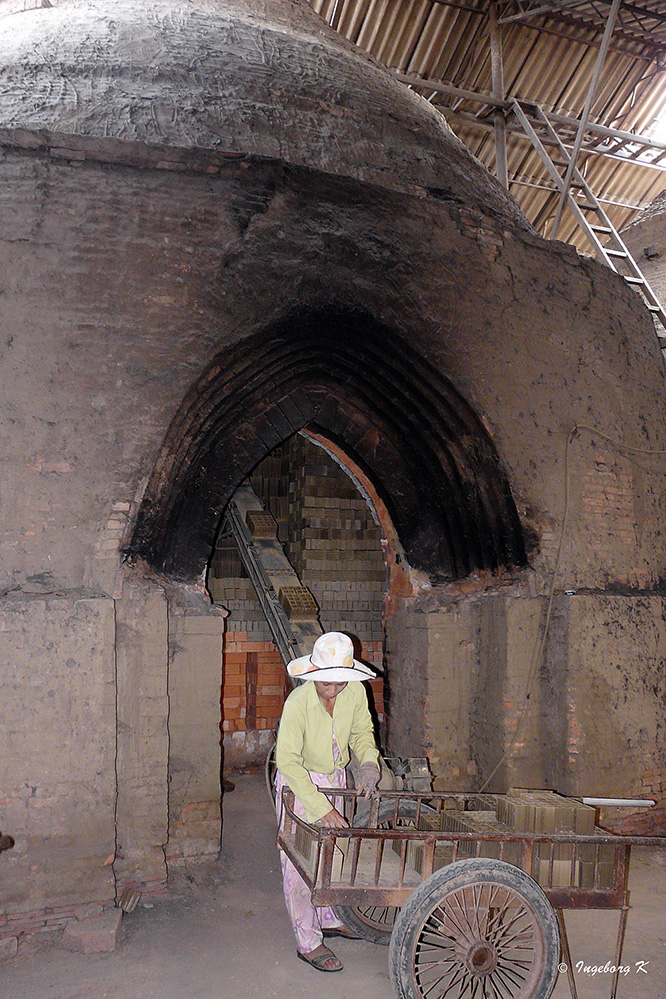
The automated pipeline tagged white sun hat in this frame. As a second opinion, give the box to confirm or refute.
[287,631,378,682]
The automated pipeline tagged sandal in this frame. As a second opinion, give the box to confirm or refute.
[322,926,361,940]
[296,944,343,973]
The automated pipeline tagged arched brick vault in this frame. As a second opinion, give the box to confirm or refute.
[128,309,527,583]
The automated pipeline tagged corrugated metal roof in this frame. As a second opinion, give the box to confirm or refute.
[308,0,666,254]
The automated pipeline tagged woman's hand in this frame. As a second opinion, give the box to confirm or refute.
[318,807,349,828]
[356,762,380,799]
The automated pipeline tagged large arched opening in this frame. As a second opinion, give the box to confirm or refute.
[124,307,528,865]
[128,308,527,585]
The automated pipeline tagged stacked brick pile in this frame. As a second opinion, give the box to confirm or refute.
[0,900,120,955]
[211,533,288,746]
[367,674,385,725]
[283,436,386,651]
[210,434,389,763]
[245,649,288,731]
[495,789,610,887]
[250,444,290,540]
[397,790,615,889]
[221,631,286,736]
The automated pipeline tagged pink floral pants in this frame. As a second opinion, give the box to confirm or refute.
[275,741,346,953]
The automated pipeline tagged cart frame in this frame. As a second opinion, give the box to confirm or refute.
[277,787,665,999]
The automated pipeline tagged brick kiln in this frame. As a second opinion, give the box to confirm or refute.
[0,0,665,937]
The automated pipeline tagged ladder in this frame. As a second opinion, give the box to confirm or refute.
[511,98,666,345]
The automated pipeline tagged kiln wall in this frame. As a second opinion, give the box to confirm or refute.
[1,0,666,935]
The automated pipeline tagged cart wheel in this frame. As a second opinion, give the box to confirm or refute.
[264,737,277,804]
[333,799,436,945]
[389,858,560,999]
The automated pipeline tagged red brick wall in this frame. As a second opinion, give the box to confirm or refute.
[603,772,666,835]
[221,633,287,736]
[245,647,289,731]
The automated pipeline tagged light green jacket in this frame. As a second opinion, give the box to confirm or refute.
[276,680,379,822]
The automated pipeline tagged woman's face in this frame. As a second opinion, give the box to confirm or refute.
[314,680,348,704]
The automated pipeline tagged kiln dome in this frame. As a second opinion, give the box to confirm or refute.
[0,0,528,225]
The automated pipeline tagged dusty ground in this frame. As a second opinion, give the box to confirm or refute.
[1,771,664,999]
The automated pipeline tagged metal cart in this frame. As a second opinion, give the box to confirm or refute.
[277,787,665,999]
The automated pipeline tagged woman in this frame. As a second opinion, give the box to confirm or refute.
[275,631,381,973]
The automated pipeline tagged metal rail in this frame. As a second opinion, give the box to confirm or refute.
[223,500,301,666]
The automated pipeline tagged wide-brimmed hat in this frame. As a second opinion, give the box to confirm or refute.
[287,632,378,682]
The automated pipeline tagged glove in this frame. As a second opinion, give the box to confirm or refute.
[356,762,380,799]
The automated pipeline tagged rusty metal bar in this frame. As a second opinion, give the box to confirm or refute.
[319,833,335,889]
[423,836,436,877]
[610,907,630,999]
[374,837,385,885]
[349,833,361,884]
[557,909,580,999]
[397,838,408,889]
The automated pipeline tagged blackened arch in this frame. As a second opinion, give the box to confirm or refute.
[128,308,526,583]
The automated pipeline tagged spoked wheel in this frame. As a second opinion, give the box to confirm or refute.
[389,858,560,999]
[264,738,278,804]
[333,799,436,945]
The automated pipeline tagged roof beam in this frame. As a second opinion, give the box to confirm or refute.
[510,173,643,211]
[494,0,666,57]
[497,1,593,27]
[395,71,666,172]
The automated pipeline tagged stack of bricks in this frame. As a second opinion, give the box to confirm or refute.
[213,577,275,643]
[221,631,286,735]
[444,809,522,865]
[0,899,118,952]
[207,532,245,600]
[367,675,385,725]
[245,647,289,731]
[283,436,387,650]
[210,434,390,748]
[496,789,611,888]
[250,444,290,541]
[250,434,388,649]
[221,632,247,734]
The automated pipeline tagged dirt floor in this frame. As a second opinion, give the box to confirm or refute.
[1,770,665,999]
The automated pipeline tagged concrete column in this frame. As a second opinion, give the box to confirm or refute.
[384,605,429,760]
[424,598,484,789]
[114,577,169,896]
[0,595,117,916]
[166,603,226,862]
